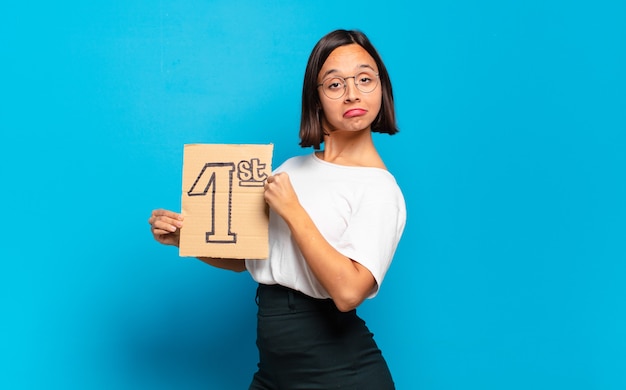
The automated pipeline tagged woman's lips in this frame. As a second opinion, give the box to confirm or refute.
[343,108,367,118]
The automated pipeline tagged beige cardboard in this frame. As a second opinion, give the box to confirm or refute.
[180,144,273,259]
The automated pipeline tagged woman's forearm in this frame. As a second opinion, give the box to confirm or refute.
[285,207,375,312]
[196,257,247,272]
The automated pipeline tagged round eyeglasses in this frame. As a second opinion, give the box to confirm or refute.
[317,71,380,100]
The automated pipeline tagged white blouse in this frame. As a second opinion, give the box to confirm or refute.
[246,153,406,299]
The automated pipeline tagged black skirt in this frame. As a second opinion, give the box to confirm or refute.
[248,283,395,390]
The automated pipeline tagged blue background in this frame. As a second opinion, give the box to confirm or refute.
[2,1,625,389]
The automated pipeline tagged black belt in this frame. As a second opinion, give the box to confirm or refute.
[255,283,336,314]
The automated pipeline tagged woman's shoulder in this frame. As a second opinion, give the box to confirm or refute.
[273,153,312,173]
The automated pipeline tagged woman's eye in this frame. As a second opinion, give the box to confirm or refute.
[358,75,373,84]
[327,80,343,90]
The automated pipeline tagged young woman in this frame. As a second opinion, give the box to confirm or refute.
[149,29,406,389]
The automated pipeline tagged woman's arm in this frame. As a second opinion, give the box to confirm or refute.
[149,209,246,273]
[196,257,247,272]
[263,174,375,312]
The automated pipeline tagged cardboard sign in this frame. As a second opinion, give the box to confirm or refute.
[179,144,273,259]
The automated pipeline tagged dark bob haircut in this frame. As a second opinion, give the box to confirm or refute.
[299,29,398,149]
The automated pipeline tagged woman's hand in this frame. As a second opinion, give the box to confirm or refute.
[148,209,184,247]
[263,173,301,219]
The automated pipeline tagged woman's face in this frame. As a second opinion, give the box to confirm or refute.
[317,44,382,135]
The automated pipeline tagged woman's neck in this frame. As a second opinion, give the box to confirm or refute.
[317,130,386,169]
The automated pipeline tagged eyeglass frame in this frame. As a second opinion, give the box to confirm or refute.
[316,72,380,100]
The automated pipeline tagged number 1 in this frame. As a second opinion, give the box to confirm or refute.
[187,163,237,243]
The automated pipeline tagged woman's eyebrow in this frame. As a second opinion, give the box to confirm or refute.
[320,64,377,79]
[320,68,338,79]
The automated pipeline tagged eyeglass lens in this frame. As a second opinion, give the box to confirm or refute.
[320,71,379,99]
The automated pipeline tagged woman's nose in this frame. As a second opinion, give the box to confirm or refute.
[344,77,360,101]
